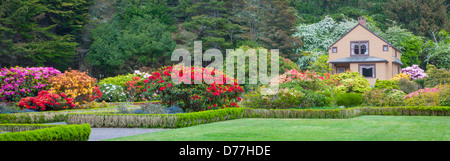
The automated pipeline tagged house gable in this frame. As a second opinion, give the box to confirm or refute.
[327,20,404,85]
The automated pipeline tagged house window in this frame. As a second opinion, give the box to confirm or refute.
[360,64,375,78]
[337,67,346,74]
[332,47,337,53]
[395,51,397,57]
[383,45,389,51]
[351,41,369,56]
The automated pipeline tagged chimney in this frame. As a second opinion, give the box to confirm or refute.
[358,17,366,26]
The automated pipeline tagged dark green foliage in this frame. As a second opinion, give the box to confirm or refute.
[423,65,450,88]
[397,78,419,94]
[289,0,387,27]
[87,13,176,77]
[383,0,449,37]
[437,84,450,106]
[335,93,363,107]
[0,124,91,141]
[0,0,91,71]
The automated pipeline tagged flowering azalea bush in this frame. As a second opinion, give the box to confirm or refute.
[124,76,150,102]
[391,73,410,81]
[0,67,61,102]
[18,90,76,111]
[98,83,127,102]
[48,69,101,105]
[248,69,336,109]
[142,66,243,112]
[363,89,405,106]
[404,87,440,106]
[401,65,428,80]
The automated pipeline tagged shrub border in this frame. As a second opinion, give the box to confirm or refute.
[0,124,91,141]
[65,106,450,128]
[0,104,134,124]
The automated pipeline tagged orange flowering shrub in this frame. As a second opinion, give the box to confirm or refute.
[48,69,101,106]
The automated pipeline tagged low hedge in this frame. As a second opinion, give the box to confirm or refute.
[361,106,450,116]
[66,108,246,128]
[244,108,362,119]
[0,105,130,124]
[65,106,450,128]
[0,124,91,141]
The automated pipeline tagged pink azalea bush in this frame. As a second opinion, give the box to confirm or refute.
[404,87,440,106]
[0,67,61,102]
[401,65,428,80]
[404,87,439,99]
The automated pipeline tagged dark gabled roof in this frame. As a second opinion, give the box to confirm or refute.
[328,23,403,53]
[393,56,404,66]
[329,56,388,64]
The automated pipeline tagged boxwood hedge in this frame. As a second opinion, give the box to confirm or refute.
[0,124,91,141]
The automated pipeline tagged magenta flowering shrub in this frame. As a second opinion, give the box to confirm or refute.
[0,67,61,102]
[401,65,428,80]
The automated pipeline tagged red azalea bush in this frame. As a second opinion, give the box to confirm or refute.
[143,66,244,112]
[18,90,76,111]
[124,76,149,102]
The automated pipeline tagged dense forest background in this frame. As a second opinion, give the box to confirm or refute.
[1,0,449,78]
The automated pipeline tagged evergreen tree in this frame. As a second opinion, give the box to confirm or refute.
[384,0,449,37]
[0,0,82,70]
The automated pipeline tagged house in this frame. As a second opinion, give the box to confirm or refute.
[327,17,403,85]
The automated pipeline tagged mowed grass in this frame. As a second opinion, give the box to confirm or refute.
[105,116,450,141]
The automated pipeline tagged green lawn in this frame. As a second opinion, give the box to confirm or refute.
[105,116,450,141]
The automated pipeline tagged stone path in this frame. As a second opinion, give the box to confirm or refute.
[45,122,168,141]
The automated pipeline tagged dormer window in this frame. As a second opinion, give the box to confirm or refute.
[351,41,369,56]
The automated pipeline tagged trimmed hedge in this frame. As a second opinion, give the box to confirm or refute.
[244,108,363,119]
[361,106,450,116]
[0,124,91,141]
[66,108,246,128]
[65,106,450,128]
[0,105,130,124]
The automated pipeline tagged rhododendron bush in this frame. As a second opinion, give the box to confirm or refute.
[18,90,76,111]
[48,69,102,105]
[404,87,440,106]
[401,65,428,80]
[0,67,61,102]
[241,69,337,109]
[143,66,243,112]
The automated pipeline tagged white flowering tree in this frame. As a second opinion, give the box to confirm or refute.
[293,16,357,53]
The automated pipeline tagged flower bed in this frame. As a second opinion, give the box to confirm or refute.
[18,90,76,111]
[142,66,244,112]
[0,67,61,102]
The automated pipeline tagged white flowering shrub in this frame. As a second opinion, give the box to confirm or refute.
[98,83,127,102]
